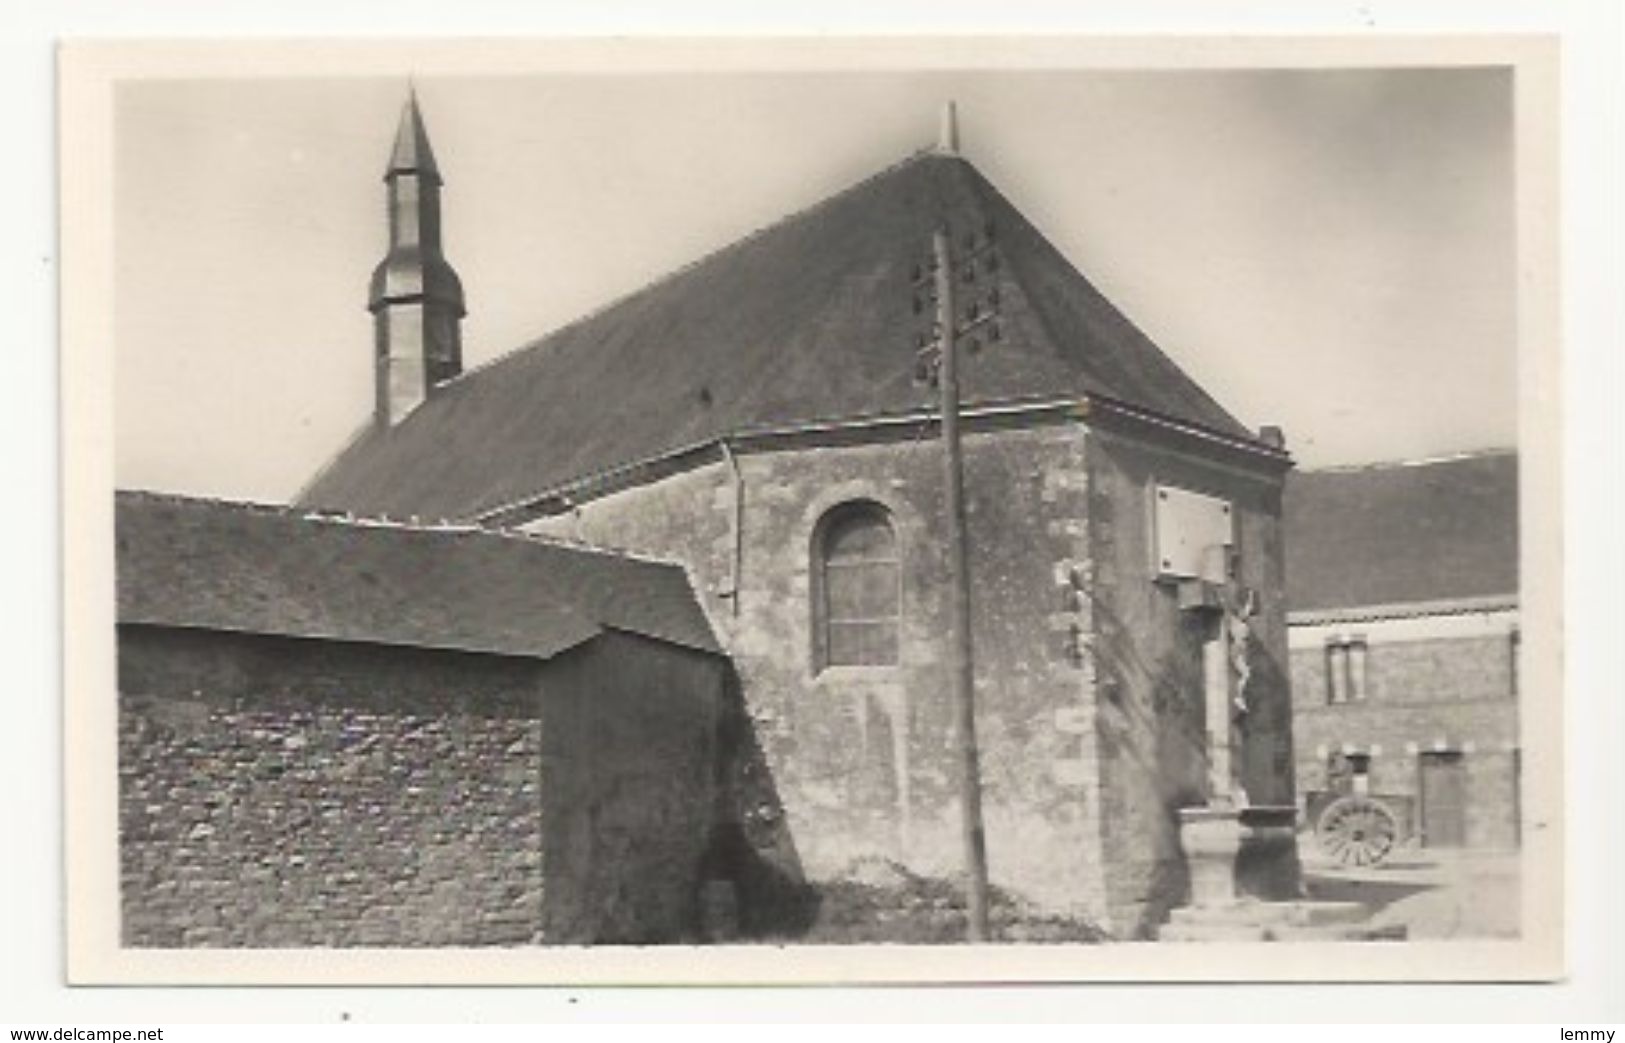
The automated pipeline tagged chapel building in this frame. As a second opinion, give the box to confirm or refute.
[300,94,1301,936]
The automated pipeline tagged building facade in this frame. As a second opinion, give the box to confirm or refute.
[293,96,1302,938]
[1284,451,1520,852]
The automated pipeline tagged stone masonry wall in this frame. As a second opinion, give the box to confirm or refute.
[119,625,728,947]
[1292,634,1520,850]
[526,425,1113,926]
[1289,632,1517,708]
[119,627,545,947]
[120,699,542,947]
[1085,428,1294,936]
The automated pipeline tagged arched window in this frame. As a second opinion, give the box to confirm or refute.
[813,502,901,670]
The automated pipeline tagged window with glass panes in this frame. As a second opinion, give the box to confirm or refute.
[1325,635,1369,704]
[815,502,900,669]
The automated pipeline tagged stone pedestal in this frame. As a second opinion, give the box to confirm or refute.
[1164,804,1400,942]
[1236,804,1303,900]
[1178,804,1244,908]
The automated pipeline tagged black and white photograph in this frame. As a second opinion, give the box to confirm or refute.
[59,36,1565,986]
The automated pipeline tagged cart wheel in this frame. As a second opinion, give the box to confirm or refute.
[1315,795,1398,866]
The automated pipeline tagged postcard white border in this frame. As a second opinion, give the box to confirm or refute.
[61,34,1564,989]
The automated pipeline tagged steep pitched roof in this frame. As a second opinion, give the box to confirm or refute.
[302,152,1254,520]
[116,491,720,659]
[1283,451,1519,614]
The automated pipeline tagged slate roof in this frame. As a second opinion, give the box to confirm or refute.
[115,491,721,659]
[302,152,1255,520]
[1283,451,1518,614]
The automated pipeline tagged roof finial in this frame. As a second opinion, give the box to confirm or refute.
[938,100,960,156]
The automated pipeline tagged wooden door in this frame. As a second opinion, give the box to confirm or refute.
[1419,751,1468,848]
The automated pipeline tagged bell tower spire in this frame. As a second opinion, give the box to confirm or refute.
[368,88,466,427]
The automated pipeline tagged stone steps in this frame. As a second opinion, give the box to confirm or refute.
[1159,920,1407,943]
[1158,899,1407,942]
[1165,898,1369,928]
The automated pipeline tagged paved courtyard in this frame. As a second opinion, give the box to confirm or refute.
[1300,844,1522,939]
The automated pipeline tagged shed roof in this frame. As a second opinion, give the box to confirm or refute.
[115,491,721,659]
[1283,451,1518,613]
[301,152,1258,520]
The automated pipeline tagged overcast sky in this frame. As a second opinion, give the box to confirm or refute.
[115,67,1515,502]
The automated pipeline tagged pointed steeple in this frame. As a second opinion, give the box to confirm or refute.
[385,89,442,184]
[368,88,466,427]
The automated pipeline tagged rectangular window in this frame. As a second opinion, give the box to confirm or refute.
[1325,636,1369,704]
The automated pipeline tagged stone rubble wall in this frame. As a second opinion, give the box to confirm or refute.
[120,697,543,948]
[118,623,727,947]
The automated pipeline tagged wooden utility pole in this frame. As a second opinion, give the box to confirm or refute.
[910,101,998,939]
[933,227,992,941]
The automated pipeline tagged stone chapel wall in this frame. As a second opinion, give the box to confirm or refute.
[525,424,1115,925]
[1083,427,1294,935]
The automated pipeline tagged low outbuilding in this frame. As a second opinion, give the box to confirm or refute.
[116,491,734,946]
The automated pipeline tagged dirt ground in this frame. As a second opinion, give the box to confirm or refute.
[779,858,1110,944]
[752,848,1522,944]
[1299,842,1523,939]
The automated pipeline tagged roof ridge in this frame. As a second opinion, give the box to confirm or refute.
[482,525,691,571]
[291,417,376,505]
[1299,447,1517,475]
[117,488,298,516]
[120,487,680,564]
[436,148,946,393]
[954,162,1080,401]
[1288,593,1519,625]
[119,488,485,531]
[960,162,1247,439]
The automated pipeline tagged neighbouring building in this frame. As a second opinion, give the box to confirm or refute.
[288,94,1301,938]
[116,491,737,946]
[1284,450,1520,852]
